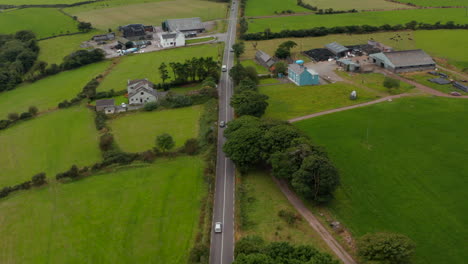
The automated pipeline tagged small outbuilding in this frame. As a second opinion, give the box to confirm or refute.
[255,50,276,69]
[162,17,205,33]
[325,42,349,57]
[92,33,115,42]
[453,82,468,92]
[370,49,436,73]
[288,62,319,86]
[337,59,360,72]
[96,99,116,114]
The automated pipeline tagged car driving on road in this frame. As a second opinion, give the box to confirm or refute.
[222,65,227,72]
[214,222,222,233]
[219,121,225,128]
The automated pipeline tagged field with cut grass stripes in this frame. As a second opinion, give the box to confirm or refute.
[99,44,221,91]
[0,61,111,115]
[0,8,79,39]
[295,97,468,264]
[245,0,309,17]
[0,107,100,187]
[0,156,204,264]
[247,8,468,33]
[109,105,202,152]
[38,31,99,64]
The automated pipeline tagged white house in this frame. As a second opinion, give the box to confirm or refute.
[127,79,167,105]
[159,32,185,48]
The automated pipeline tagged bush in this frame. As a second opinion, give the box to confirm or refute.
[31,172,46,186]
[95,111,108,130]
[189,243,210,264]
[358,232,416,264]
[383,77,400,89]
[99,133,114,151]
[139,150,156,162]
[19,112,32,120]
[183,138,200,155]
[0,119,12,130]
[28,106,38,116]
[278,209,300,225]
[7,112,19,121]
[144,101,159,111]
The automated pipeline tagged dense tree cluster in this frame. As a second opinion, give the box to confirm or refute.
[223,116,340,203]
[0,105,39,131]
[229,68,269,117]
[242,21,468,40]
[158,57,220,87]
[61,49,105,70]
[233,236,339,264]
[358,232,416,264]
[0,30,39,92]
[274,40,297,59]
[58,77,102,108]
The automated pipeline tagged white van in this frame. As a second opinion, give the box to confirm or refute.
[222,65,227,72]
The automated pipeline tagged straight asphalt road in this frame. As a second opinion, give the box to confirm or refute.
[210,2,238,264]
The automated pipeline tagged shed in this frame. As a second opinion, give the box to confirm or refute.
[163,17,205,33]
[255,50,276,69]
[96,99,116,114]
[429,78,451,85]
[370,49,436,73]
[325,42,348,57]
[337,59,360,72]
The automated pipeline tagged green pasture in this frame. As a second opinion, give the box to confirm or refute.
[66,0,227,31]
[245,0,309,17]
[38,31,99,65]
[295,97,468,264]
[0,156,204,264]
[99,44,221,92]
[239,170,333,254]
[109,105,202,152]
[0,61,111,115]
[186,37,215,44]
[247,8,468,33]
[303,0,411,11]
[337,72,415,95]
[240,59,270,74]
[0,107,100,187]
[0,0,88,4]
[260,82,379,120]
[0,8,79,39]
[406,0,468,7]
[404,73,468,95]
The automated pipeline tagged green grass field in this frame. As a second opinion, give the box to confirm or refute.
[247,8,468,33]
[66,0,227,31]
[260,82,379,120]
[99,44,221,92]
[0,107,100,187]
[240,59,270,74]
[303,0,411,10]
[0,0,88,4]
[186,37,215,44]
[295,97,468,264]
[0,61,111,115]
[337,72,415,95]
[242,30,468,71]
[245,0,309,17]
[239,171,333,254]
[406,0,468,7]
[404,72,468,95]
[109,105,202,152]
[0,8,79,39]
[0,156,204,263]
[38,31,99,65]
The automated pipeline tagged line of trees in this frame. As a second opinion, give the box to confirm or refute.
[242,21,468,40]
[0,173,47,199]
[0,106,39,130]
[158,57,220,88]
[297,0,317,11]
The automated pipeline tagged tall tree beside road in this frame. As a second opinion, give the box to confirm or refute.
[159,62,170,84]
[230,90,269,117]
[232,42,245,61]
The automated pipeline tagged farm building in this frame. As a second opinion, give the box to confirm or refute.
[288,62,319,86]
[255,50,276,69]
[370,49,436,73]
[119,24,151,40]
[95,99,127,114]
[127,79,168,105]
[337,59,360,72]
[325,42,349,57]
[159,32,185,48]
[453,82,468,92]
[162,18,205,33]
[92,33,115,41]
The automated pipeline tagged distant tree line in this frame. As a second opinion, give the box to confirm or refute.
[0,106,39,131]
[297,0,317,11]
[0,172,47,199]
[242,21,468,40]
[316,8,358,15]
[233,236,339,264]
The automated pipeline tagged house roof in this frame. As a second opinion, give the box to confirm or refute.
[325,42,348,54]
[370,52,394,67]
[165,17,204,31]
[128,79,151,86]
[161,33,177,39]
[288,64,317,75]
[96,99,115,107]
[381,49,435,68]
[128,86,157,98]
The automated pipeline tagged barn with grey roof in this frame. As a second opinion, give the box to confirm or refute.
[325,42,349,57]
[370,49,436,73]
[162,17,205,33]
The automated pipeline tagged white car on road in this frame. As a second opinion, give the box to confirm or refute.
[214,222,222,233]
[222,65,227,72]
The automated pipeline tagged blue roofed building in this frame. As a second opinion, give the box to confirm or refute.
[287,63,319,86]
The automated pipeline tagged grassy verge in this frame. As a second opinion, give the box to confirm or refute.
[403,72,468,95]
[260,82,379,120]
[337,71,415,95]
[186,37,215,44]
[0,156,205,264]
[295,96,468,264]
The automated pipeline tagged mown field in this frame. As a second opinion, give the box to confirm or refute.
[242,30,468,71]
[0,8,79,39]
[38,31,99,65]
[246,8,468,33]
[109,105,202,152]
[99,44,221,92]
[0,61,111,115]
[0,156,204,264]
[0,0,89,4]
[260,82,379,120]
[238,171,333,254]
[337,72,415,95]
[303,0,411,10]
[0,107,100,187]
[295,97,468,264]
[66,0,227,31]
[404,72,468,95]
[244,0,309,17]
[406,0,468,6]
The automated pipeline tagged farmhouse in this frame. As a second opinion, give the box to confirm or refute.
[92,33,115,42]
[370,49,436,73]
[127,79,167,105]
[159,32,185,48]
[288,62,319,86]
[255,50,276,69]
[325,42,349,57]
[162,17,205,34]
[119,24,152,40]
